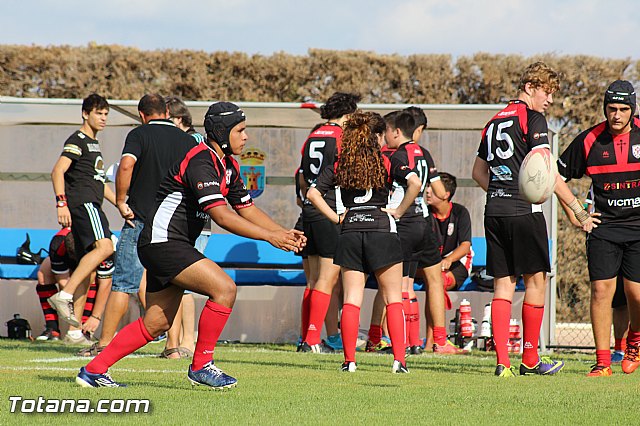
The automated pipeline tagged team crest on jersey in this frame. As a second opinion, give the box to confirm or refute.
[240,147,266,198]
[447,223,455,236]
[632,144,640,159]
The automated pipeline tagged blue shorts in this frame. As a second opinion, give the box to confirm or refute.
[111,219,145,293]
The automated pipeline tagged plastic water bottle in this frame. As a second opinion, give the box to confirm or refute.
[460,299,473,338]
[508,318,521,353]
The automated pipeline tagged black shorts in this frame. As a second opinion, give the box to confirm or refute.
[586,236,640,282]
[449,261,470,289]
[398,219,426,277]
[303,218,340,258]
[69,203,112,257]
[138,241,205,293]
[49,234,77,274]
[417,218,442,269]
[334,232,403,273]
[612,274,627,309]
[484,213,550,278]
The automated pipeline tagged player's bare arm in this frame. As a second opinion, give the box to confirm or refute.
[471,157,489,192]
[382,174,421,220]
[306,186,344,224]
[51,156,73,228]
[115,155,136,221]
[207,204,301,252]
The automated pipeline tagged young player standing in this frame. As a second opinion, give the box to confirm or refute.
[472,62,594,377]
[557,81,640,376]
[307,111,412,373]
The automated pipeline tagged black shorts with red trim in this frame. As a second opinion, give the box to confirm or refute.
[586,235,640,283]
[138,241,205,293]
[484,213,550,278]
[303,217,339,258]
[334,232,403,273]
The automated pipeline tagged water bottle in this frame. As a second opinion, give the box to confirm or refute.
[460,299,473,338]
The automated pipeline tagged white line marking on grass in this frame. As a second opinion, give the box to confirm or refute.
[29,354,158,363]
[2,366,184,373]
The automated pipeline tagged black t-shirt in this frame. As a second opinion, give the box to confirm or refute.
[389,142,440,221]
[477,100,550,216]
[139,143,253,247]
[558,119,640,242]
[300,123,343,222]
[121,120,198,221]
[429,202,472,257]
[61,131,106,208]
[313,157,395,233]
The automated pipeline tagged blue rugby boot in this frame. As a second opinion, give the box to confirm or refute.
[76,367,126,388]
[188,361,237,390]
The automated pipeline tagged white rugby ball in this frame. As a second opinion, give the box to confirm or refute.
[518,149,558,204]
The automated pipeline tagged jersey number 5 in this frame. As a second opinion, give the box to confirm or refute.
[309,141,326,175]
[485,120,514,162]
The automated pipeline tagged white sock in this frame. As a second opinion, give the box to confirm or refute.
[67,329,82,338]
[59,291,73,300]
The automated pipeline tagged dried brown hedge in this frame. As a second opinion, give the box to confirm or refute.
[1,44,638,321]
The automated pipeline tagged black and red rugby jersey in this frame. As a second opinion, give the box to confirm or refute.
[300,123,343,222]
[389,142,439,221]
[313,156,396,233]
[477,100,551,216]
[558,117,640,241]
[139,143,253,247]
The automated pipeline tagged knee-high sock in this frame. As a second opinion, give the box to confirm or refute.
[368,324,383,345]
[301,288,311,340]
[36,283,59,329]
[596,350,611,368]
[192,300,232,371]
[341,303,360,363]
[386,302,406,364]
[433,326,447,346]
[305,289,331,345]
[86,318,153,374]
[521,302,544,367]
[82,282,98,324]
[491,298,512,367]
[627,329,640,346]
[409,298,422,347]
[402,292,411,347]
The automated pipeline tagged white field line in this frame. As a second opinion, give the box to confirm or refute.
[27,354,159,363]
[1,365,184,373]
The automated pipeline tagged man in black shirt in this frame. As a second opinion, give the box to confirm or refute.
[78,94,197,357]
[49,94,117,328]
[558,81,640,376]
[473,62,594,378]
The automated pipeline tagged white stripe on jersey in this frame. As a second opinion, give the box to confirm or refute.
[84,203,105,240]
[121,153,137,161]
[198,194,224,204]
[531,203,543,213]
[335,187,346,214]
[387,212,397,233]
[240,194,251,203]
[151,192,183,243]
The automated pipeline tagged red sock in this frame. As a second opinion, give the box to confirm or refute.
[341,304,360,363]
[521,302,544,367]
[86,318,152,374]
[409,298,421,346]
[368,324,383,345]
[402,292,411,346]
[596,349,611,368]
[386,302,406,364]
[82,282,98,324]
[305,290,331,345]
[615,337,627,352]
[433,326,447,346]
[301,288,311,340]
[441,272,453,310]
[36,283,59,323]
[192,300,232,371]
[491,298,512,367]
[627,329,640,347]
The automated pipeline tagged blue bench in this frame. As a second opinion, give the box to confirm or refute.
[0,229,58,280]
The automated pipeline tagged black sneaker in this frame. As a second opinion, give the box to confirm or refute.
[298,342,334,354]
[409,346,423,355]
[392,360,409,374]
[36,329,60,341]
[341,361,357,372]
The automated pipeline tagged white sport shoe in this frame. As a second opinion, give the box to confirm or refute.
[341,361,357,373]
[392,360,409,374]
[47,293,80,327]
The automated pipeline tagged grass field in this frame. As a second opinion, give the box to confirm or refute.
[0,339,639,425]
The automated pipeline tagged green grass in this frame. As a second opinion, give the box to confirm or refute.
[0,339,639,425]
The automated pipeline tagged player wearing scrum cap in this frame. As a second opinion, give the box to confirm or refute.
[557,80,640,377]
[472,62,595,378]
[76,102,305,389]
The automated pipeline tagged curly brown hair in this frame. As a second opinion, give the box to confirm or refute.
[335,111,387,190]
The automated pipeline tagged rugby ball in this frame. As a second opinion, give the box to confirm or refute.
[518,149,557,204]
